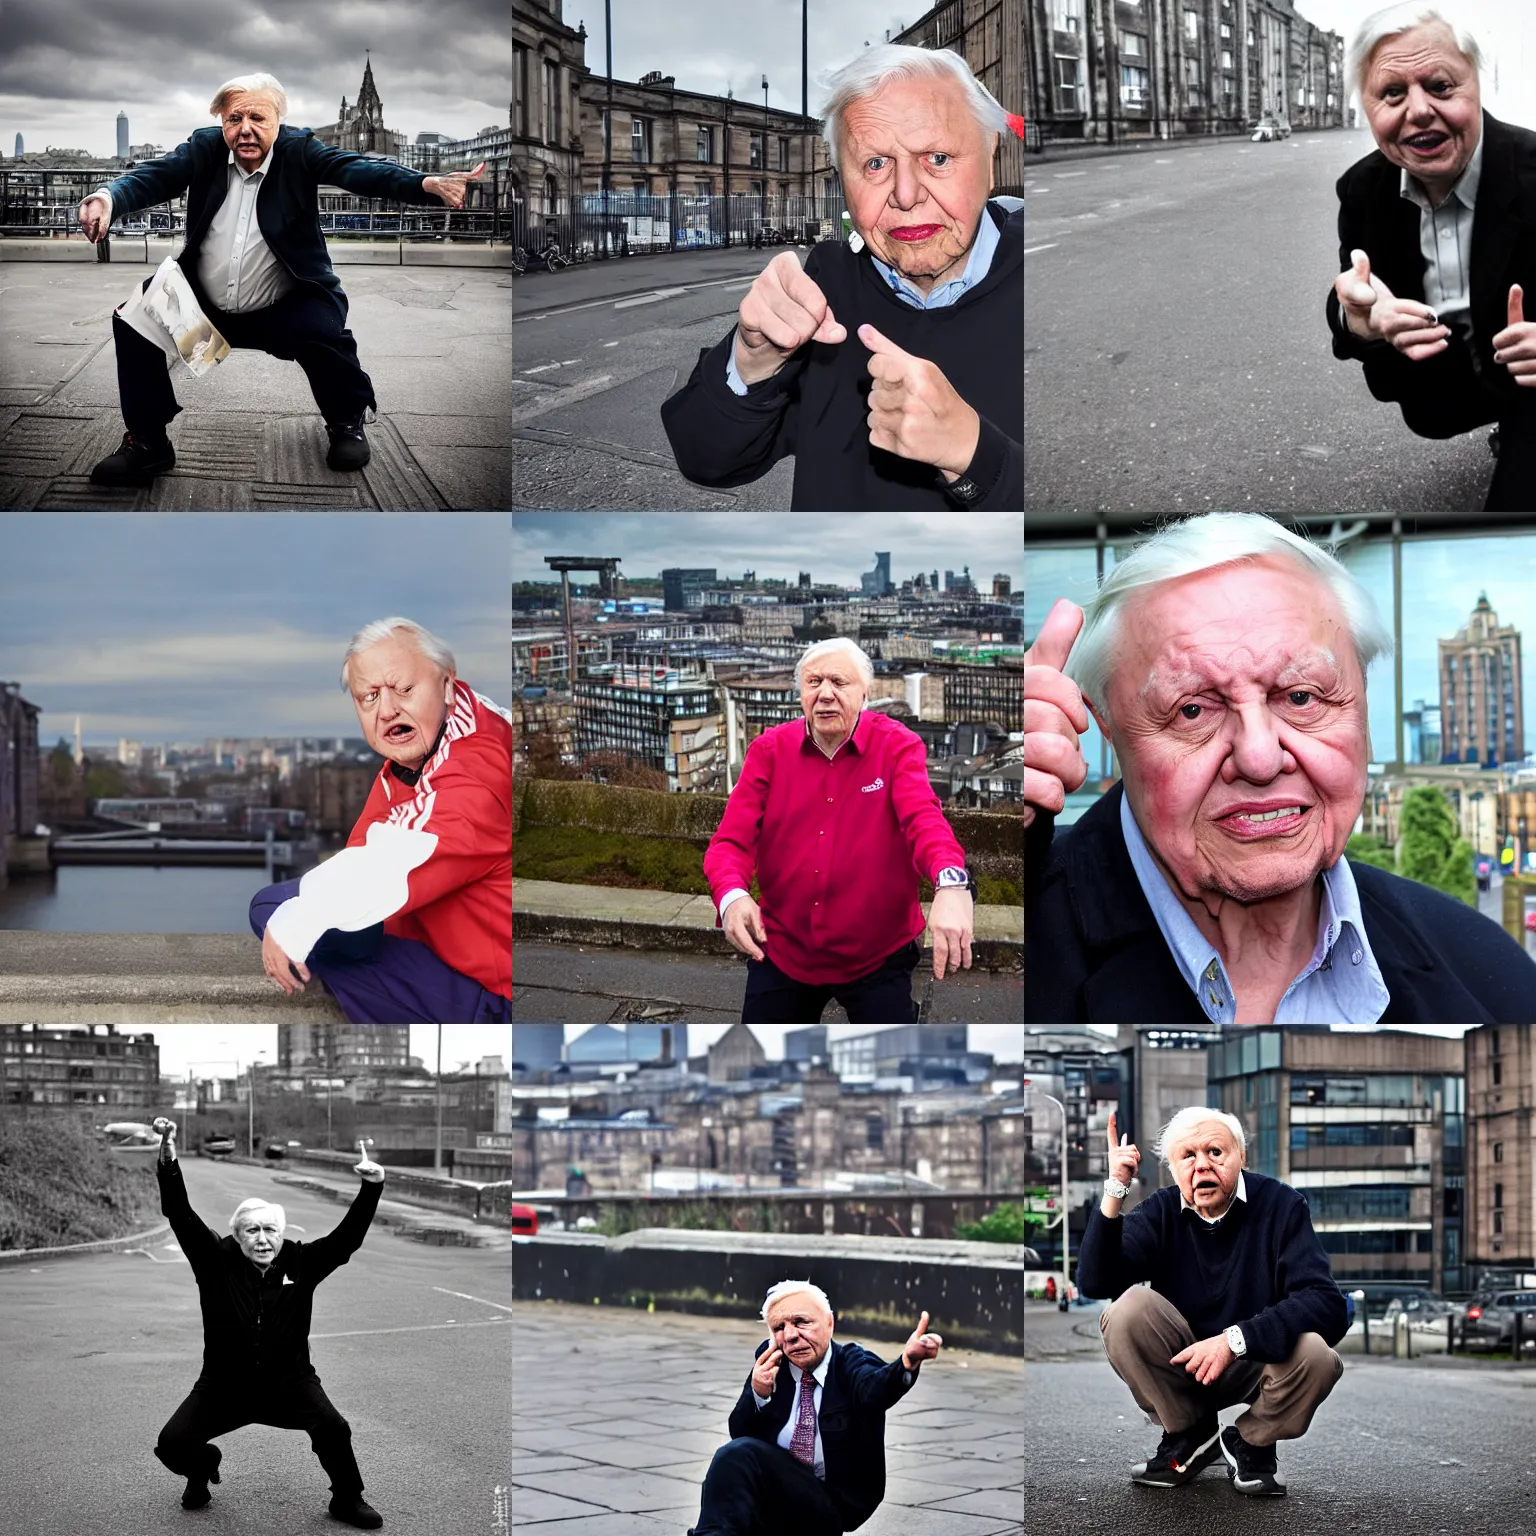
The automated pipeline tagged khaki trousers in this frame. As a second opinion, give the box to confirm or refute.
[1099,1285,1342,1448]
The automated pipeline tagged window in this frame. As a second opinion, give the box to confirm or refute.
[1185,10,1198,42]
[1495,1210,1505,1235]
[778,136,790,172]
[1495,1182,1504,1208]
[1121,63,1149,106]
[1494,1141,1504,1163]
[1056,55,1082,111]
[1184,57,1202,105]
[1121,31,1146,58]
[750,133,763,169]
[514,45,530,137]
[695,178,712,197]
[1221,49,1234,69]
[1220,22,1232,38]
[1050,0,1082,30]
[866,1113,884,1150]
[696,125,714,162]
[543,61,561,145]
[1494,1060,1503,1085]
[631,117,651,163]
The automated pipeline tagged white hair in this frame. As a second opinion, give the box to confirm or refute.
[762,1279,834,1323]
[341,617,456,690]
[1153,1107,1247,1169]
[209,73,289,122]
[1346,5,1484,106]
[820,44,1010,168]
[229,1198,286,1234]
[794,637,873,694]
[1061,513,1394,730]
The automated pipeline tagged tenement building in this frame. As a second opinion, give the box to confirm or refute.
[1465,1025,1535,1284]
[513,0,588,237]
[1026,0,1344,147]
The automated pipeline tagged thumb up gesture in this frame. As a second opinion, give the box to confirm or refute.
[1335,247,1448,358]
[1493,283,1536,386]
[1024,598,1090,829]
[901,1310,943,1369]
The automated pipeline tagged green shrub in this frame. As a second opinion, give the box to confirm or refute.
[956,1203,1028,1243]
[0,1118,163,1250]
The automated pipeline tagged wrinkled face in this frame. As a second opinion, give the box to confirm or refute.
[349,636,456,770]
[1361,24,1481,199]
[1167,1119,1245,1216]
[767,1291,835,1370]
[840,74,997,294]
[799,648,867,749]
[221,91,280,167]
[1098,558,1370,909]
[236,1209,284,1267]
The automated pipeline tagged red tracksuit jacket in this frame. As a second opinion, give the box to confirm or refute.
[703,711,966,985]
[265,681,512,997]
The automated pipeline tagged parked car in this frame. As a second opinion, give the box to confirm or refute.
[511,1203,539,1237]
[1462,1290,1536,1352]
[203,1135,235,1158]
[1251,115,1291,141]
[1350,1283,1452,1321]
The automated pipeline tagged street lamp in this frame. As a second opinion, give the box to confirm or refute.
[434,1024,444,1174]
[1034,1089,1072,1311]
[761,74,770,225]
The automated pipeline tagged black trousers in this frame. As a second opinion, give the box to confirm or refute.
[112,273,375,437]
[154,1372,365,1500]
[691,1438,843,1536]
[741,939,919,1023]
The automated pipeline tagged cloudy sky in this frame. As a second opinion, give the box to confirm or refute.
[0,0,510,158]
[580,0,941,119]
[0,513,510,749]
[512,512,1023,590]
[563,1023,1025,1060]
[145,1023,509,1081]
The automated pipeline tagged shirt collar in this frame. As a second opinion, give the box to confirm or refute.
[228,143,276,181]
[1399,111,1484,213]
[1119,789,1387,1022]
[1179,1170,1248,1223]
[791,1351,830,1388]
[802,709,866,760]
[868,200,1001,310]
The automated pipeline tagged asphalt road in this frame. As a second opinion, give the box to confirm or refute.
[1023,128,1498,517]
[0,1156,510,1536]
[512,246,797,510]
[1024,1300,1536,1536]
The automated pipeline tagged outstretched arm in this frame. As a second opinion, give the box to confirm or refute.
[152,1118,221,1272]
[299,1151,385,1286]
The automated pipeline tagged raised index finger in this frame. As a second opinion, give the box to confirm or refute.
[916,1310,930,1334]
[1025,598,1085,673]
[1107,1109,1118,1154]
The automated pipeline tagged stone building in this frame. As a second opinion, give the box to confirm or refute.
[1465,1025,1534,1282]
[0,683,41,888]
[1439,593,1524,769]
[895,0,1027,195]
[707,1022,768,1084]
[512,0,587,236]
[1026,0,1344,147]
[313,56,407,159]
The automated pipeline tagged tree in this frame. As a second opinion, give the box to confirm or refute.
[525,732,578,781]
[82,761,127,801]
[1346,833,1396,873]
[1397,785,1476,907]
[48,741,76,790]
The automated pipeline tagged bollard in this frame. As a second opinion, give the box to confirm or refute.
[1362,1309,1371,1356]
[96,234,111,263]
[1516,1308,1524,1362]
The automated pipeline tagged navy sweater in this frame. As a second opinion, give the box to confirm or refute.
[1076,1170,1348,1363]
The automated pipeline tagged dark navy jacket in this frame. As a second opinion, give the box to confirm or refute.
[157,1157,381,1384]
[1077,1170,1350,1363]
[728,1338,919,1531]
[103,125,437,323]
[1026,781,1536,1023]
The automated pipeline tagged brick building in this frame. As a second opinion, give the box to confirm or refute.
[1465,1025,1534,1281]
[0,682,41,887]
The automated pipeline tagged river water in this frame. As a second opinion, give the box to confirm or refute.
[0,866,268,933]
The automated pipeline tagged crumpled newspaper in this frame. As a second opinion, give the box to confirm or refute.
[116,256,231,377]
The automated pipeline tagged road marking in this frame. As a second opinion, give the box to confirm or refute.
[1023,244,1059,255]
[524,362,561,374]
[313,1320,508,1339]
[613,287,688,309]
[1054,171,1088,178]
[604,340,620,347]
[559,358,582,365]
[1155,158,1173,164]
[434,1285,515,1314]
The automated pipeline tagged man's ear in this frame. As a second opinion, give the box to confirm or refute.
[1084,696,1112,745]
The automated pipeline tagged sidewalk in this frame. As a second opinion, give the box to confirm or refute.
[1025,124,1356,167]
[0,260,511,509]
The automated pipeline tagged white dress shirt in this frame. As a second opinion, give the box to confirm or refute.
[1400,115,1484,335]
[754,1354,828,1478]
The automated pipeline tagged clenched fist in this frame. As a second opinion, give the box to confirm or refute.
[78,195,111,243]
[735,252,847,386]
[859,325,981,480]
[1023,599,1090,829]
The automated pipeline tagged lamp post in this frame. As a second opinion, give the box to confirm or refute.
[433,1023,444,1174]
[802,0,809,221]
[602,0,613,256]
[1035,1090,1071,1311]
[761,74,770,225]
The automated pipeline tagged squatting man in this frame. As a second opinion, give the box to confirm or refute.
[149,1116,388,1528]
[688,1280,943,1535]
[1077,1107,1348,1499]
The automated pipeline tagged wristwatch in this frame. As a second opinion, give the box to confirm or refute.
[1225,1324,1247,1357]
[936,866,977,898]
[1103,1175,1131,1200]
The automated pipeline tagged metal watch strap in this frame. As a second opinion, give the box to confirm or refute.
[1103,1176,1130,1200]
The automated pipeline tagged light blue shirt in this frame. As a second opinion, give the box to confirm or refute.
[725,200,1008,395]
[1119,791,1390,1025]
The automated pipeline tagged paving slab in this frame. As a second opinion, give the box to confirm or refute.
[511,1297,1023,1534]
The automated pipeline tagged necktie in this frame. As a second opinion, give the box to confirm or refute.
[788,1369,818,1468]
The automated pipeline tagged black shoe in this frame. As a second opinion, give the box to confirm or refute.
[90,430,175,486]
[181,1477,211,1510]
[1130,1412,1221,1487]
[329,1495,383,1529]
[325,417,371,471]
[1220,1424,1286,1496]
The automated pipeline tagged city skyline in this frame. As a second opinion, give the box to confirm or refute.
[512,512,1023,593]
[0,513,511,746]
[559,1024,1025,1062]
[0,0,508,158]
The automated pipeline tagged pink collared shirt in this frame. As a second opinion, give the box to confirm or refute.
[704,711,966,986]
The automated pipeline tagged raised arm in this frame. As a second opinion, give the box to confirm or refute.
[152,1118,221,1272]
[296,1150,385,1286]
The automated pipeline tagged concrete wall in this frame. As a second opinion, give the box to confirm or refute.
[0,239,513,267]
[513,1231,1024,1353]
[268,1147,513,1223]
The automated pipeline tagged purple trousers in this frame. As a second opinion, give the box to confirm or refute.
[249,880,510,1024]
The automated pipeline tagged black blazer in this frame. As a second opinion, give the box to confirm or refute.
[103,125,440,323]
[1025,781,1536,1023]
[1325,111,1536,433]
[727,1338,919,1531]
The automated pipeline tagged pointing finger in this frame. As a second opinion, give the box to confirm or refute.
[917,1310,930,1334]
[1511,283,1526,330]
[858,323,908,358]
[1025,598,1086,674]
[1107,1110,1118,1153]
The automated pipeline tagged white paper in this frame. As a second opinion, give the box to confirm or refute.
[117,256,231,377]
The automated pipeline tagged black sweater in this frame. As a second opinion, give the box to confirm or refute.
[1075,1171,1349,1363]
[660,201,1022,510]
[158,1158,382,1384]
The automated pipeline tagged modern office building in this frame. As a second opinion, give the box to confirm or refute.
[276,1024,409,1074]
[1439,593,1524,767]
[566,1024,630,1064]
[512,1025,565,1073]
[116,111,129,160]
[1465,1025,1535,1282]
[0,1024,160,1111]
[939,659,1025,730]
[573,665,722,790]
[860,552,893,598]
[661,568,718,613]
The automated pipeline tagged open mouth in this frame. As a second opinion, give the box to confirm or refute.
[1403,131,1449,154]
[386,723,416,744]
[889,224,942,242]
[1217,804,1311,840]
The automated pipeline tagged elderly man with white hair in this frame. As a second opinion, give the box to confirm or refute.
[662,44,1024,510]
[149,1116,387,1527]
[1077,1106,1347,1499]
[1326,4,1536,510]
[1023,512,1536,1023]
[77,72,485,486]
[704,636,975,1022]
[688,1279,942,1535]
[248,617,512,1023]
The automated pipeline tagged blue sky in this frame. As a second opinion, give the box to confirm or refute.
[0,513,510,748]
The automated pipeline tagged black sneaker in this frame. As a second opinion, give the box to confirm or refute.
[1220,1424,1286,1495]
[1130,1412,1222,1487]
[181,1476,211,1509]
[90,430,175,486]
[328,1495,383,1529]
[325,416,371,471]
